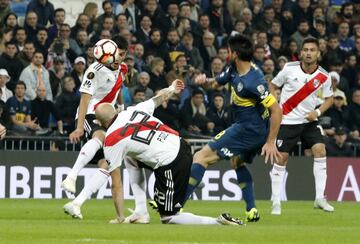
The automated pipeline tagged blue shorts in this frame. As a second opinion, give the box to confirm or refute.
[208,122,268,162]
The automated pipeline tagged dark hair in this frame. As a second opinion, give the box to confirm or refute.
[116,13,127,20]
[102,0,113,9]
[16,81,26,90]
[192,88,204,97]
[112,35,128,50]
[24,40,34,46]
[298,19,309,25]
[301,37,319,49]
[54,8,65,15]
[150,28,162,37]
[134,87,146,95]
[228,34,254,61]
[340,2,353,15]
[36,26,48,34]
[4,12,17,24]
[4,40,17,47]
[15,27,26,34]
[33,50,44,58]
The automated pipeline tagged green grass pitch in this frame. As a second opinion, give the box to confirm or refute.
[0,199,359,243]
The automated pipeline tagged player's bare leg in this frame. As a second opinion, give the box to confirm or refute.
[62,130,106,193]
[311,143,334,212]
[185,145,219,200]
[270,152,288,215]
[108,168,126,224]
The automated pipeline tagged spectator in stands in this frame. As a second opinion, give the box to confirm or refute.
[206,93,231,135]
[124,54,138,88]
[226,0,247,25]
[96,0,116,32]
[115,0,141,33]
[134,14,152,44]
[348,89,360,140]
[217,46,229,64]
[31,85,63,134]
[353,37,360,66]
[178,1,198,31]
[26,0,54,26]
[17,41,35,67]
[73,30,88,56]
[193,14,211,46]
[91,16,114,43]
[20,51,52,101]
[166,54,194,86]
[333,2,354,29]
[338,21,355,53]
[51,24,76,68]
[148,57,167,92]
[132,87,146,105]
[0,69,12,102]
[144,29,169,63]
[180,88,214,136]
[292,0,313,26]
[322,34,345,69]
[182,31,204,70]
[284,39,299,61]
[0,41,24,91]
[207,0,233,38]
[262,58,275,77]
[232,18,248,37]
[14,27,27,51]
[166,28,189,63]
[342,54,357,89]
[176,17,191,38]
[34,27,49,59]
[291,19,313,51]
[255,6,275,32]
[143,0,165,29]
[3,12,18,30]
[328,59,350,97]
[6,81,39,134]
[0,27,13,53]
[83,2,98,33]
[311,18,327,39]
[84,43,95,66]
[55,76,79,132]
[277,56,288,70]
[70,57,86,90]
[47,8,65,45]
[0,0,11,25]
[129,71,153,100]
[133,43,146,72]
[326,127,353,157]
[257,31,271,59]
[199,31,218,72]
[49,56,66,98]
[113,13,128,35]
[253,45,265,68]
[269,34,283,62]
[161,2,179,35]
[24,11,42,43]
[71,14,91,39]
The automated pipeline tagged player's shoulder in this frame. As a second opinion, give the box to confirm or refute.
[248,64,265,81]
[87,62,105,73]
[283,61,300,69]
[317,65,329,76]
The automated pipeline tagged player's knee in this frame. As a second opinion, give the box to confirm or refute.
[193,146,218,167]
[312,145,326,158]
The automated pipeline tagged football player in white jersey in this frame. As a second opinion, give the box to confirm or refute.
[61,35,128,196]
[63,79,244,225]
[269,37,334,215]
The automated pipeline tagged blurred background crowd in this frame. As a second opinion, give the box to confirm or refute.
[0,0,360,156]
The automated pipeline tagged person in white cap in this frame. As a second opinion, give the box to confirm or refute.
[329,71,347,105]
[71,57,86,89]
[0,69,13,103]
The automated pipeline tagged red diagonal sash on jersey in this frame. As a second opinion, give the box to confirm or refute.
[93,72,124,111]
[104,121,179,147]
[282,72,328,115]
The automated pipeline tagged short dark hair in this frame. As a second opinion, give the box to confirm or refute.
[150,28,162,37]
[54,8,65,15]
[5,40,17,47]
[301,37,319,49]
[15,27,26,34]
[192,88,204,97]
[134,87,146,95]
[228,34,254,61]
[102,0,113,9]
[16,81,26,90]
[37,26,48,34]
[112,35,128,50]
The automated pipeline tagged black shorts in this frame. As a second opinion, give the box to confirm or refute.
[276,121,325,153]
[77,114,106,164]
[153,139,192,216]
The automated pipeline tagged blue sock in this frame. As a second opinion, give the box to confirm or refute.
[235,165,256,211]
[185,163,206,201]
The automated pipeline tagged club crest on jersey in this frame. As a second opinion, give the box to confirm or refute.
[257,85,265,94]
[276,139,283,147]
[87,72,95,79]
[237,82,243,92]
[313,79,320,88]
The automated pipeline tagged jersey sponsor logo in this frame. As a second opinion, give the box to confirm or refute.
[83,80,92,88]
[87,72,95,79]
[237,82,243,92]
[220,147,234,157]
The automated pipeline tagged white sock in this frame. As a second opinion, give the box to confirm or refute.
[124,157,148,215]
[313,157,327,199]
[270,164,286,204]
[162,212,219,225]
[68,138,103,179]
[73,168,109,206]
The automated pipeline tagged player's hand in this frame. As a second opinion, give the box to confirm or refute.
[194,74,207,85]
[306,111,318,122]
[171,79,185,94]
[69,128,84,143]
[0,123,6,140]
[261,142,282,164]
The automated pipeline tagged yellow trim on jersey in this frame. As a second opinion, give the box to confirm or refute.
[261,94,276,108]
[231,87,256,107]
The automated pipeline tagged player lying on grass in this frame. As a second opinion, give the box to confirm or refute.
[64,79,244,225]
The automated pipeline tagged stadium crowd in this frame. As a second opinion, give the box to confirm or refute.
[0,0,360,156]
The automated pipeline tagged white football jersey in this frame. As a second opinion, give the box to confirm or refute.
[272,61,333,125]
[76,62,126,117]
[104,100,180,172]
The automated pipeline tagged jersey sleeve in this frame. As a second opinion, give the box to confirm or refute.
[321,75,333,98]
[134,99,156,115]
[250,75,277,108]
[79,66,97,95]
[271,65,288,87]
[215,65,233,85]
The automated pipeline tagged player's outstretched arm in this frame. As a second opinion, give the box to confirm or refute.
[151,79,184,107]
[194,73,220,90]
[69,93,92,143]
[261,101,283,164]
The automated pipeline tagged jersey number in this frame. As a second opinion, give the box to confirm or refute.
[120,111,160,145]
